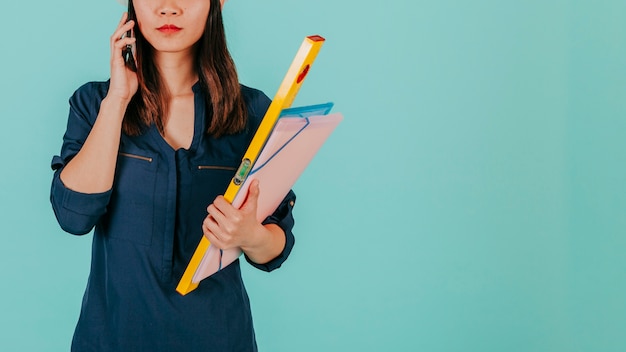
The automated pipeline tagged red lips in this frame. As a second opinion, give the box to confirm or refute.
[157,24,181,33]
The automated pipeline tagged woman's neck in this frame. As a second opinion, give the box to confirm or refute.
[154,50,197,97]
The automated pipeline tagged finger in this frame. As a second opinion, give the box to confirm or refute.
[112,37,136,51]
[110,38,136,68]
[249,179,261,199]
[204,213,235,243]
[111,20,135,45]
[203,213,220,233]
[118,12,129,28]
[206,204,227,226]
[212,196,239,219]
[203,229,223,249]
[203,225,217,241]
[241,180,260,211]
[116,12,132,32]
[206,206,239,243]
[112,20,134,41]
[110,33,135,64]
[203,222,220,242]
[212,195,230,209]
[202,218,228,247]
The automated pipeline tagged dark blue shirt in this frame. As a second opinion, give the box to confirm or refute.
[50,81,296,351]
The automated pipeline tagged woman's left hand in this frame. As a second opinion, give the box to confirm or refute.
[202,180,265,251]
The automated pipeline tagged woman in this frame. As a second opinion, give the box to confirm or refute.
[50,0,296,350]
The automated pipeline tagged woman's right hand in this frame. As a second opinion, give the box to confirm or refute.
[107,12,138,104]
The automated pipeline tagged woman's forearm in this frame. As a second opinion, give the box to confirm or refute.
[60,96,127,193]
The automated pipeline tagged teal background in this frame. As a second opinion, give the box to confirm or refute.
[1,0,625,351]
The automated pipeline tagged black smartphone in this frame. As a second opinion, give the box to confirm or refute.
[123,0,137,72]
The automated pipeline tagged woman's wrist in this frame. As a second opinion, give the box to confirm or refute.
[241,224,285,265]
[100,95,130,123]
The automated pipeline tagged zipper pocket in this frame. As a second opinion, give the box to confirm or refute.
[119,152,153,163]
[198,165,236,171]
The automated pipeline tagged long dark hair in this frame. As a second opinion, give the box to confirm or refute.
[123,0,247,138]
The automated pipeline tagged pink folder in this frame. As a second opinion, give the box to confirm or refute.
[192,112,343,282]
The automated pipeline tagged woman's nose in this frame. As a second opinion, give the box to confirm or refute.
[160,8,179,15]
[158,1,182,16]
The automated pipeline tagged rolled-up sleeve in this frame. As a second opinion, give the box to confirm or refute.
[50,82,112,235]
[245,190,296,272]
